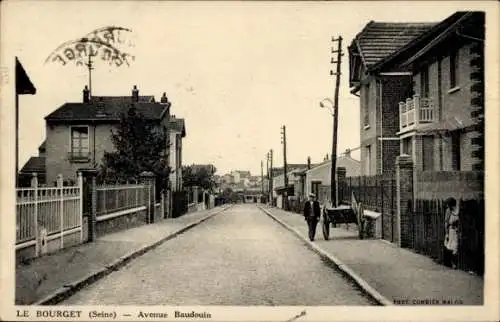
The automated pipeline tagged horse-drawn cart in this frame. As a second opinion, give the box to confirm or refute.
[321,195,370,240]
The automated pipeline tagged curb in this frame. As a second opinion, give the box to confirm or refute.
[258,206,393,306]
[33,205,232,305]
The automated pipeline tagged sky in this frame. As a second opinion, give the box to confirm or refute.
[1,1,495,176]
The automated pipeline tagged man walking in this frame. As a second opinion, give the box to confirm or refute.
[303,193,321,241]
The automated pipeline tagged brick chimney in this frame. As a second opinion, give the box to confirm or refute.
[307,156,311,169]
[132,85,139,102]
[83,85,90,103]
[161,92,169,104]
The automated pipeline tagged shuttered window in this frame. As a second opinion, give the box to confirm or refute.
[71,126,89,157]
[363,84,370,126]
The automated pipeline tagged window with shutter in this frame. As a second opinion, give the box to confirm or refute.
[363,84,370,127]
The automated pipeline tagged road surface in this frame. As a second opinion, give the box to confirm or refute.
[62,204,375,305]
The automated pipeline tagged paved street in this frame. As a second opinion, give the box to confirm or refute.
[61,204,375,306]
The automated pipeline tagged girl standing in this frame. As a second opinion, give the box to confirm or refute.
[444,197,460,268]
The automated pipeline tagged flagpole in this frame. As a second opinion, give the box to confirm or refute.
[15,56,37,186]
[15,91,19,186]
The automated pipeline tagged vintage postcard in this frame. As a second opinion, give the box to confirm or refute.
[1,1,498,321]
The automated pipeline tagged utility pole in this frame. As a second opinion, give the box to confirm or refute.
[269,149,273,206]
[266,152,270,203]
[330,35,343,207]
[281,125,288,210]
[260,160,264,202]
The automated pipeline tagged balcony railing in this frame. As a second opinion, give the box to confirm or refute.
[68,151,91,163]
[399,94,436,133]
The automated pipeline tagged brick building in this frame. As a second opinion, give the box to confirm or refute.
[348,21,436,175]
[349,11,484,174]
[394,11,484,172]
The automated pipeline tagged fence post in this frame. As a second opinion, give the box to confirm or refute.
[56,174,65,249]
[336,167,346,205]
[135,184,139,207]
[31,173,39,257]
[380,175,384,240]
[79,168,98,242]
[193,186,199,205]
[161,191,165,219]
[396,154,414,248]
[140,171,156,224]
[77,172,83,244]
[169,189,174,218]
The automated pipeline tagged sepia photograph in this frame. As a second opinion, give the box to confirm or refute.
[1,1,498,321]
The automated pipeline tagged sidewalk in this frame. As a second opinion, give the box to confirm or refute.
[16,205,231,305]
[261,206,483,306]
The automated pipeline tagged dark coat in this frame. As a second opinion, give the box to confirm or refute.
[303,200,321,221]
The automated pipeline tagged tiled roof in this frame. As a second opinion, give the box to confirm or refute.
[91,95,155,103]
[38,140,46,152]
[20,156,45,173]
[169,117,186,136]
[400,12,482,67]
[353,22,436,68]
[45,101,169,122]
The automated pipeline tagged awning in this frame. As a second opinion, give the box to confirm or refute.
[275,185,295,194]
[416,106,476,134]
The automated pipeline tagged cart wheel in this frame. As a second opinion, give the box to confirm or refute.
[322,219,330,240]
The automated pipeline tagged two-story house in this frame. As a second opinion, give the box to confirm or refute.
[349,11,484,175]
[44,85,171,185]
[349,21,436,175]
[393,11,484,172]
[169,116,186,191]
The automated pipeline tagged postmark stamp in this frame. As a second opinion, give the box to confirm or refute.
[0,67,9,90]
[45,26,135,68]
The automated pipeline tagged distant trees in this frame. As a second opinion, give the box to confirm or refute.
[182,164,217,192]
[220,187,240,203]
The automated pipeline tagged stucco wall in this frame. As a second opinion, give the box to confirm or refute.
[46,120,170,185]
[169,132,178,190]
[46,123,115,184]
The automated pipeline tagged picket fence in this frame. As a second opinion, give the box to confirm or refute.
[96,183,148,221]
[17,173,152,259]
[16,173,83,254]
[409,198,484,275]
